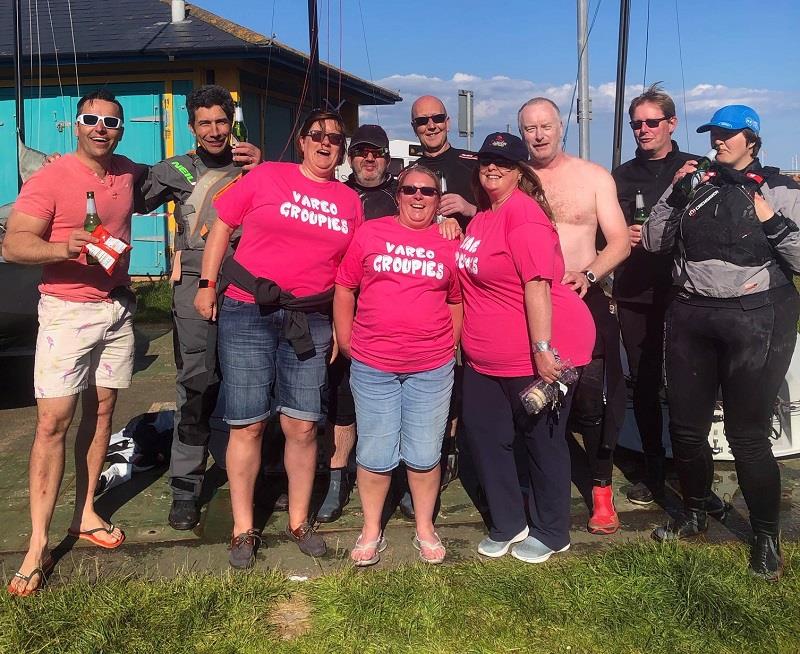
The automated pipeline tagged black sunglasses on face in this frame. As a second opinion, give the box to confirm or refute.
[412,113,447,128]
[399,185,439,197]
[76,113,123,129]
[306,130,345,146]
[629,116,671,130]
[351,147,388,159]
[478,156,516,170]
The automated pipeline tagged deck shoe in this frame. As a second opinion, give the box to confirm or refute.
[168,499,200,531]
[477,526,529,558]
[317,469,350,523]
[749,533,782,582]
[511,536,570,564]
[588,484,620,534]
[287,521,327,557]
[228,529,261,569]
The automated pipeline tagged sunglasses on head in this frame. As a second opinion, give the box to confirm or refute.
[76,114,123,129]
[399,185,439,197]
[412,113,447,128]
[305,130,345,146]
[351,146,388,159]
[478,156,516,170]
[629,116,671,130]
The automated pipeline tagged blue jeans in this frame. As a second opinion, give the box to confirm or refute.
[218,297,331,425]
[350,357,455,472]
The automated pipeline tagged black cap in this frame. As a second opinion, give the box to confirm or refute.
[349,124,389,153]
[478,132,529,163]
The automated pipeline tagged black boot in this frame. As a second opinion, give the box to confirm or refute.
[169,498,200,531]
[627,455,666,506]
[651,494,730,542]
[399,490,415,520]
[749,533,782,582]
[316,469,350,523]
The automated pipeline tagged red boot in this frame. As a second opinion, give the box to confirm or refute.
[588,484,620,535]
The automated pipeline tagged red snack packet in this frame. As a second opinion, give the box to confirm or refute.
[85,224,132,275]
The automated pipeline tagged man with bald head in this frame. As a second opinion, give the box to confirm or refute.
[518,97,630,536]
[411,95,478,230]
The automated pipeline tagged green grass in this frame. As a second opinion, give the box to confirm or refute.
[133,280,172,323]
[2,541,799,654]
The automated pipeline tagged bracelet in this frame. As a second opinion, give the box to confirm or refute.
[533,340,551,353]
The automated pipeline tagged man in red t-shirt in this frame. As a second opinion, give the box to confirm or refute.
[4,90,141,596]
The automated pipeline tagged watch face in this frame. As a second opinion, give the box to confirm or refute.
[585,271,597,284]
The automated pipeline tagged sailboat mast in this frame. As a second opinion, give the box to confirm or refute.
[612,0,631,169]
[307,0,322,110]
[12,0,25,190]
[577,0,590,160]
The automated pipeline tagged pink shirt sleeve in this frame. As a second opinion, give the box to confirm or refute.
[335,229,366,289]
[447,243,462,304]
[507,202,558,282]
[13,167,57,222]
[213,167,259,229]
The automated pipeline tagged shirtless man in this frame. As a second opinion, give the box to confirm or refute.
[518,97,630,535]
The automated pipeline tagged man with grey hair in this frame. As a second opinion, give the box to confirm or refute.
[518,97,630,536]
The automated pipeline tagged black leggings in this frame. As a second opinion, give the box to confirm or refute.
[665,293,799,535]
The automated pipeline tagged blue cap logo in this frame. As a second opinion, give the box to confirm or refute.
[697,105,760,135]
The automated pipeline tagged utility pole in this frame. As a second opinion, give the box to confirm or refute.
[577,0,591,160]
[307,0,321,110]
[612,0,631,169]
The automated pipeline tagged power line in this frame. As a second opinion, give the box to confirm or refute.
[674,0,690,150]
[642,0,650,89]
[357,0,379,122]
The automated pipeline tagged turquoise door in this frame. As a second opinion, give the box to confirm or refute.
[0,89,19,205]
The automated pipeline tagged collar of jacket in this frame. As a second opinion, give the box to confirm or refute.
[634,140,682,165]
[347,173,394,193]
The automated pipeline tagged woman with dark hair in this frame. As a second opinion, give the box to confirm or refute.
[643,105,800,581]
[457,132,595,563]
[195,110,364,568]
[334,165,462,566]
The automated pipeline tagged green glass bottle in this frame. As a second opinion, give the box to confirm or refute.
[676,149,716,199]
[84,191,101,265]
[633,189,649,224]
[230,103,248,166]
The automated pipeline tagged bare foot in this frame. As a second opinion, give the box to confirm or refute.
[7,548,53,597]
[351,528,384,564]
[69,511,124,546]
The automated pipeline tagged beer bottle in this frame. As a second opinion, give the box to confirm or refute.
[230,103,248,166]
[84,191,101,265]
[435,175,448,224]
[675,149,716,199]
[633,189,648,224]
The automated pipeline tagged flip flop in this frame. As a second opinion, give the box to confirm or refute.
[67,524,126,549]
[351,533,387,567]
[413,532,446,565]
[7,555,55,597]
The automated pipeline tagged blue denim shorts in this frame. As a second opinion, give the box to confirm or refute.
[350,357,455,472]
[218,297,331,425]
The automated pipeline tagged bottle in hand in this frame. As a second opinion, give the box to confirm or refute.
[633,189,648,224]
[84,191,101,265]
[230,103,248,167]
[675,149,716,200]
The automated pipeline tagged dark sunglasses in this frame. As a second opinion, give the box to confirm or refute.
[76,113,123,129]
[399,185,439,197]
[412,113,447,128]
[306,130,345,146]
[629,116,671,130]
[478,156,516,170]
[351,146,388,159]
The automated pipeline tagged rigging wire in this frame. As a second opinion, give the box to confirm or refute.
[674,0,690,150]
[642,0,650,90]
[325,0,330,104]
[66,0,80,96]
[562,0,603,150]
[357,0,379,122]
[34,0,43,146]
[337,0,343,107]
[44,0,70,145]
[263,0,276,109]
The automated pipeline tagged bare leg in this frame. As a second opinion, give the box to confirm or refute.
[8,394,77,595]
[353,467,392,562]
[281,414,317,530]
[328,422,356,469]
[226,421,265,535]
[407,465,441,545]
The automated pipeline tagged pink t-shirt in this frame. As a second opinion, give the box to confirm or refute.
[457,189,595,377]
[336,216,462,373]
[13,153,138,303]
[215,162,364,302]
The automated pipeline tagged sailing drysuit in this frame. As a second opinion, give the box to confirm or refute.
[642,159,800,535]
[138,148,241,500]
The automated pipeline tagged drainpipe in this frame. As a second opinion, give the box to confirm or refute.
[171,0,186,23]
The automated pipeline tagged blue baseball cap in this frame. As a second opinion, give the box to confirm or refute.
[696,105,760,134]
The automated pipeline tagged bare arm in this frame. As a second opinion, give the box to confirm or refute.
[449,302,463,346]
[333,284,357,359]
[2,209,95,264]
[588,171,630,278]
[524,279,561,384]
[194,217,234,321]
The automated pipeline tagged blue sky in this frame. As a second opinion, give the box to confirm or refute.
[201,0,800,169]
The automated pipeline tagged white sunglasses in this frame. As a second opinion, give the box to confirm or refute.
[76,113,123,129]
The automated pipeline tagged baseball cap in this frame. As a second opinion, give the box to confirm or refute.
[696,105,760,135]
[348,124,389,153]
[477,132,529,163]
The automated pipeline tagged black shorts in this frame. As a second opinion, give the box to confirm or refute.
[326,355,356,426]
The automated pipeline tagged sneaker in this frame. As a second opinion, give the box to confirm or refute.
[286,521,327,557]
[317,469,350,523]
[477,526,529,558]
[228,529,261,569]
[626,481,655,506]
[749,533,782,582]
[588,484,620,535]
[652,510,709,542]
[511,536,570,564]
[168,499,200,531]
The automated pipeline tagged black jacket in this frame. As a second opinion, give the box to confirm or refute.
[611,141,697,304]
[414,146,478,230]
[345,173,398,220]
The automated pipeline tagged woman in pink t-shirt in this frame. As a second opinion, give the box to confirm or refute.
[334,166,463,566]
[457,133,595,564]
[194,110,363,567]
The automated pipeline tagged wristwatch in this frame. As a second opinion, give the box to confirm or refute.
[583,270,598,285]
[198,279,217,289]
[533,340,552,353]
